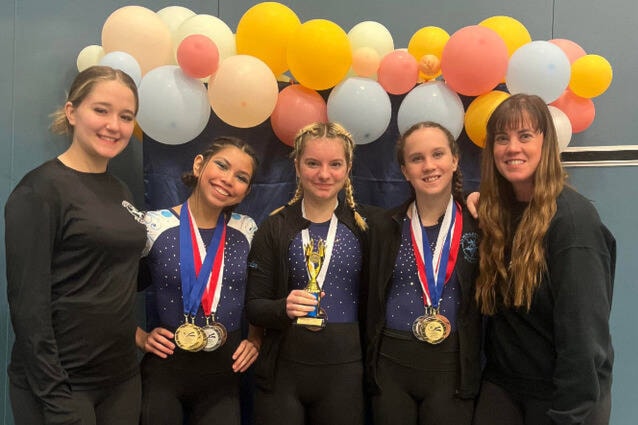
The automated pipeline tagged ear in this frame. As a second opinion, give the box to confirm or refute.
[451,154,459,172]
[64,101,76,126]
[192,154,205,178]
[400,164,409,181]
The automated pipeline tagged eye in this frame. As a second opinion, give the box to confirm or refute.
[236,174,250,184]
[120,114,134,122]
[409,154,423,163]
[432,150,444,159]
[94,107,107,114]
[330,160,344,169]
[495,135,509,145]
[214,159,229,170]
[305,159,319,168]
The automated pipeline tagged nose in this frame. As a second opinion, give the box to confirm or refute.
[318,164,330,179]
[505,138,523,152]
[105,114,119,132]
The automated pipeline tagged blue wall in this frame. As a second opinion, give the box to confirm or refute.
[1,1,636,424]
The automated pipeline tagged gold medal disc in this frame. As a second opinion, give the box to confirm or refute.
[175,323,205,352]
[412,314,451,344]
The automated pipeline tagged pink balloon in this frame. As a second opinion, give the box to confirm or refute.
[441,25,509,96]
[549,39,587,64]
[177,34,219,79]
[377,50,419,95]
[270,85,328,146]
[550,89,595,133]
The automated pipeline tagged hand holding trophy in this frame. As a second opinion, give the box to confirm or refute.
[294,238,328,330]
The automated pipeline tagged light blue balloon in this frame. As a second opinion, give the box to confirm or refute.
[98,51,142,86]
[397,81,465,139]
[506,41,571,103]
[327,77,391,145]
[137,65,211,145]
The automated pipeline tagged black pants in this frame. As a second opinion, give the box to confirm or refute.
[140,348,241,425]
[473,380,611,425]
[10,373,141,425]
[254,358,364,425]
[372,355,473,425]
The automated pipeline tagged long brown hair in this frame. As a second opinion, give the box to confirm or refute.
[274,122,367,230]
[475,94,566,314]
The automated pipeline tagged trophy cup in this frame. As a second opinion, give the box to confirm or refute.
[295,238,327,330]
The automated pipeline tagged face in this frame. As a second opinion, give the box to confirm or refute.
[492,117,543,201]
[401,127,458,199]
[65,79,136,165]
[193,146,254,210]
[295,137,350,204]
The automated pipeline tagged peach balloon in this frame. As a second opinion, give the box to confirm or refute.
[550,90,596,133]
[101,6,172,74]
[352,47,381,77]
[549,39,587,64]
[271,85,328,147]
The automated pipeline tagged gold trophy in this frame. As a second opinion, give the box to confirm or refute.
[295,238,327,330]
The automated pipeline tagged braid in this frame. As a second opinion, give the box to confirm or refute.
[344,177,367,230]
[270,181,304,216]
[453,167,465,205]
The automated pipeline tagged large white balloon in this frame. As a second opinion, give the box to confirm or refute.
[506,41,571,103]
[327,77,391,145]
[397,81,465,139]
[548,105,572,152]
[137,65,211,145]
[173,14,236,63]
[77,45,105,71]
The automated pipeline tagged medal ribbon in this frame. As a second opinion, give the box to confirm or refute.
[409,196,463,309]
[300,200,338,290]
[179,202,226,318]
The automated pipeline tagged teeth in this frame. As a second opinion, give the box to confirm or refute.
[423,176,439,182]
[507,160,524,165]
[214,186,229,196]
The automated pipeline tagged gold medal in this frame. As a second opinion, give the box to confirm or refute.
[412,313,450,344]
[175,322,206,352]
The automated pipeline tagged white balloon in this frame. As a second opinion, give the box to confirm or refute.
[99,51,142,86]
[137,65,211,145]
[506,41,571,103]
[327,77,391,145]
[174,14,236,63]
[397,81,465,139]
[77,45,105,72]
[156,6,195,34]
[548,105,572,152]
[348,21,395,58]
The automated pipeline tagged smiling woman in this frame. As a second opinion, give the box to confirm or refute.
[4,65,147,425]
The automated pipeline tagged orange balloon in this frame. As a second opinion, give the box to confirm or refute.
[464,90,510,147]
[102,6,172,74]
[418,54,441,80]
[408,26,449,80]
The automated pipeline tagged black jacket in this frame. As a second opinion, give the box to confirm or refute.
[245,199,379,390]
[365,199,483,399]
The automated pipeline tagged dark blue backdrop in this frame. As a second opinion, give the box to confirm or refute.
[142,84,483,223]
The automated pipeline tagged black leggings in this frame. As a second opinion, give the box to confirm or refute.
[10,373,141,425]
[372,355,473,425]
[140,348,241,425]
[473,380,611,425]
[254,358,364,425]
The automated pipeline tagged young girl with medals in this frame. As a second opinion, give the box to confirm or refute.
[135,137,262,425]
[245,122,376,425]
[5,66,146,425]
[472,94,615,425]
[366,122,482,425]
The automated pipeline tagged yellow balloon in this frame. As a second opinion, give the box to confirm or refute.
[569,54,613,98]
[287,19,352,90]
[407,26,449,80]
[236,2,300,76]
[464,90,510,147]
[76,45,105,71]
[479,16,531,57]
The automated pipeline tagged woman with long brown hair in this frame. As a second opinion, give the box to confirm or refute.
[473,94,615,425]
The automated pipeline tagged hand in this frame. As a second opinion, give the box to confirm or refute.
[136,327,175,358]
[286,289,320,319]
[231,339,259,373]
[466,191,480,219]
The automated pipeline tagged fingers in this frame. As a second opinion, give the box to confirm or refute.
[231,340,259,373]
[286,290,319,319]
[145,327,175,358]
[466,191,481,219]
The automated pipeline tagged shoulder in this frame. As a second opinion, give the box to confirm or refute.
[141,209,179,256]
[227,212,258,243]
[6,160,66,209]
[553,186,603,228]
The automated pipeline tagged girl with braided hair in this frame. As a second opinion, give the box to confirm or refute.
[245,122,378,425]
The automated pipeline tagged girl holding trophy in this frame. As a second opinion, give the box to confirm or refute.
[245,122,376,425]
[366,122,483,425]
